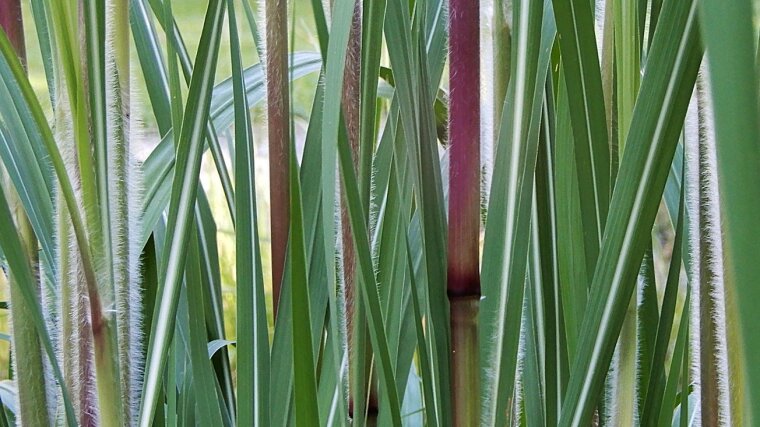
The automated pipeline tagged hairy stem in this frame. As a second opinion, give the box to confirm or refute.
[107,0,139,421]
[266,0,290,314]
[341,1,378,423]
[59,193,98,426]
[695,73,730,426]
[612,298,637,426]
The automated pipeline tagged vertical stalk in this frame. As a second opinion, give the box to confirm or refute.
[609,0,640,421]
[611,299,637,426]
[0,2,51,425]
[448,0,480,423]
[106,0,139,421]
[450,297,480,425]
[92,308,126,427]
[56,96,99,426]
[341,1,378,424]
[267,0,290,314]
[694,74,731,426]
[613,0,639,154]
[78,0,126,423]
[0,0,24,56]
[341,0,361,302]
[50,1,128,424]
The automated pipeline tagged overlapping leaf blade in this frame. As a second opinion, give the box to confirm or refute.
[140,2,226,424]
[479,1,553,424]
[559,0,703,423]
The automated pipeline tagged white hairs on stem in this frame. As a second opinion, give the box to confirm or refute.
[480,0,495,197]
[684,60,702,424]
[105,0,145,422]
[512,296,528,426]
[685,63,731,426]
[53,82,100,425]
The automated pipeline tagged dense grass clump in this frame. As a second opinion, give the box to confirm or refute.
[0,0,758,425]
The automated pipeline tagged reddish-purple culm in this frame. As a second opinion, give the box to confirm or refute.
[447,0,481,424]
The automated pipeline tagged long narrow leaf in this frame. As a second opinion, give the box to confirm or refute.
[227,0,270,424]
[139,2,226,424]
[479,2,553,424]
[559,0,702,422]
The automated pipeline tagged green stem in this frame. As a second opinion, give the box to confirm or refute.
[93,313,126,427]
[108,0,137,421]
[612,299,637,426]
[450,297,480,426]
[8,271,50,427]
